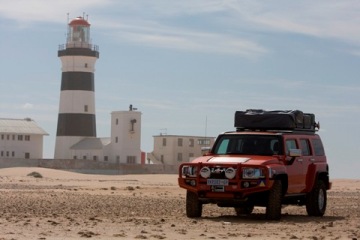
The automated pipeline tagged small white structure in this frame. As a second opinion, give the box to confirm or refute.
[110,107,142,164]
[0,118,48,159]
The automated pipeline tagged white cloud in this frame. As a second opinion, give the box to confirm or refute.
[0,0,110,24]
[22,103,34,109]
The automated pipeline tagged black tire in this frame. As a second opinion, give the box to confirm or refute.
[266,180,282,220]
[306,180,327,216]
[186,191,202,218]
[234,204,254,216]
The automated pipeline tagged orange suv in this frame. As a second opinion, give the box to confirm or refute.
[178,110,331,220]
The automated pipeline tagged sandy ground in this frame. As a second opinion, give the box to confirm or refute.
[0,167,359,240]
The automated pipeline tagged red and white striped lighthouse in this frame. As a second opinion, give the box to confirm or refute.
[54,15,99,159]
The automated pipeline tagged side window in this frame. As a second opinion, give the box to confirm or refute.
[312,139,325,156]
[300,139,311,156]
[285,139,297,155]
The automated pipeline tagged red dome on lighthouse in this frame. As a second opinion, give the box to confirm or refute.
[69,16,90,26]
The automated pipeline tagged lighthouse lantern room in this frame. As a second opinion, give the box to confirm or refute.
[55,15,99,159]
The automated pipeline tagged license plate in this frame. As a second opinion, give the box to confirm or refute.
[207,179,229,186]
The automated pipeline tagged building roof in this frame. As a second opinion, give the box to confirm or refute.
[0,118,48,135]
[71,137,111,150]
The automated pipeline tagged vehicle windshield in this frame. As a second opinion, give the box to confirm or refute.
[213,134,283,156]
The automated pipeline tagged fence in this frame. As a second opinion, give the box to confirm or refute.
[0,158,178,175]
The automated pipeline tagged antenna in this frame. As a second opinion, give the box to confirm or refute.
[204,116,208,146]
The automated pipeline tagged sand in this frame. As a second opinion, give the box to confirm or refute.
[0,167,359,240]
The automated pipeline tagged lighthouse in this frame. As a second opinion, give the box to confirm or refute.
[54,15,99,159]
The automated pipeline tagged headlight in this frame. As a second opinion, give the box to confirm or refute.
[200,167,211,178]
[182,166,197,177]
[242,168,263,179]
[225,167,236,179]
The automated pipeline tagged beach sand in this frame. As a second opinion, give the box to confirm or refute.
[0,167,359,239]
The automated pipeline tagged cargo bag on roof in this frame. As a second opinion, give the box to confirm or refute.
[234,109,315,131]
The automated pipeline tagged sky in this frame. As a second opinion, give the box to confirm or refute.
[0,0,359,179]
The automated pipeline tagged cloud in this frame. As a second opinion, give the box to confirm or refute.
[2,1,360,55]
[112,25,267,57]
[22,103,34,109]
[0,0,110,24]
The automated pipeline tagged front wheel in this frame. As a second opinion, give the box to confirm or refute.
[306,180,327,216]
[186,191,202,218]
[266,180,282,220]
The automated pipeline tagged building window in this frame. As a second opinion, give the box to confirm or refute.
[1,134,3,140]
[198,138,210,145]
[25,135,30,141]
[160,155,164,164]
[18,135,23,141]
[127,156,136,164]
[115,137,118,143]
[189,139,194,147]
[177,153,183,161]
[12,151,15,157]
[73,156,77,159]
[84,105,88,112]
[162,138,166,146]
[189,153,194,158]
[25,152,30,159]
[6,151,9,157]
[83,156,87,160]
[93,156,97,161]
[85,63,88,68]
[116,156,120,161]
[6,135,9,140]
[12,135,15,140]
[116,118,119,125]
[178,138,183,147]
[104,156,108,161]
[1,151,3,157]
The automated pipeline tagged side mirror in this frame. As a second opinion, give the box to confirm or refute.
[289,149,302,157]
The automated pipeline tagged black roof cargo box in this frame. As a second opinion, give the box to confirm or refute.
[234,109,316,132]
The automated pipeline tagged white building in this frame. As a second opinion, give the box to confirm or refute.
[147,135,215,165]
[0,118,48,159]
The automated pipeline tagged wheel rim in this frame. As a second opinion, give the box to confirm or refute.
[318,189,325,210]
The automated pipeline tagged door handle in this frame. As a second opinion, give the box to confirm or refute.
[297,158,303,162]
[310,158,315,162]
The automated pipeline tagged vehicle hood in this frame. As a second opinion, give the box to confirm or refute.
[191,155,279,165]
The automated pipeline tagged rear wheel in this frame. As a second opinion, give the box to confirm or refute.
[186,191,202,218]
[266,180,282,220]
[306,180,327,216]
